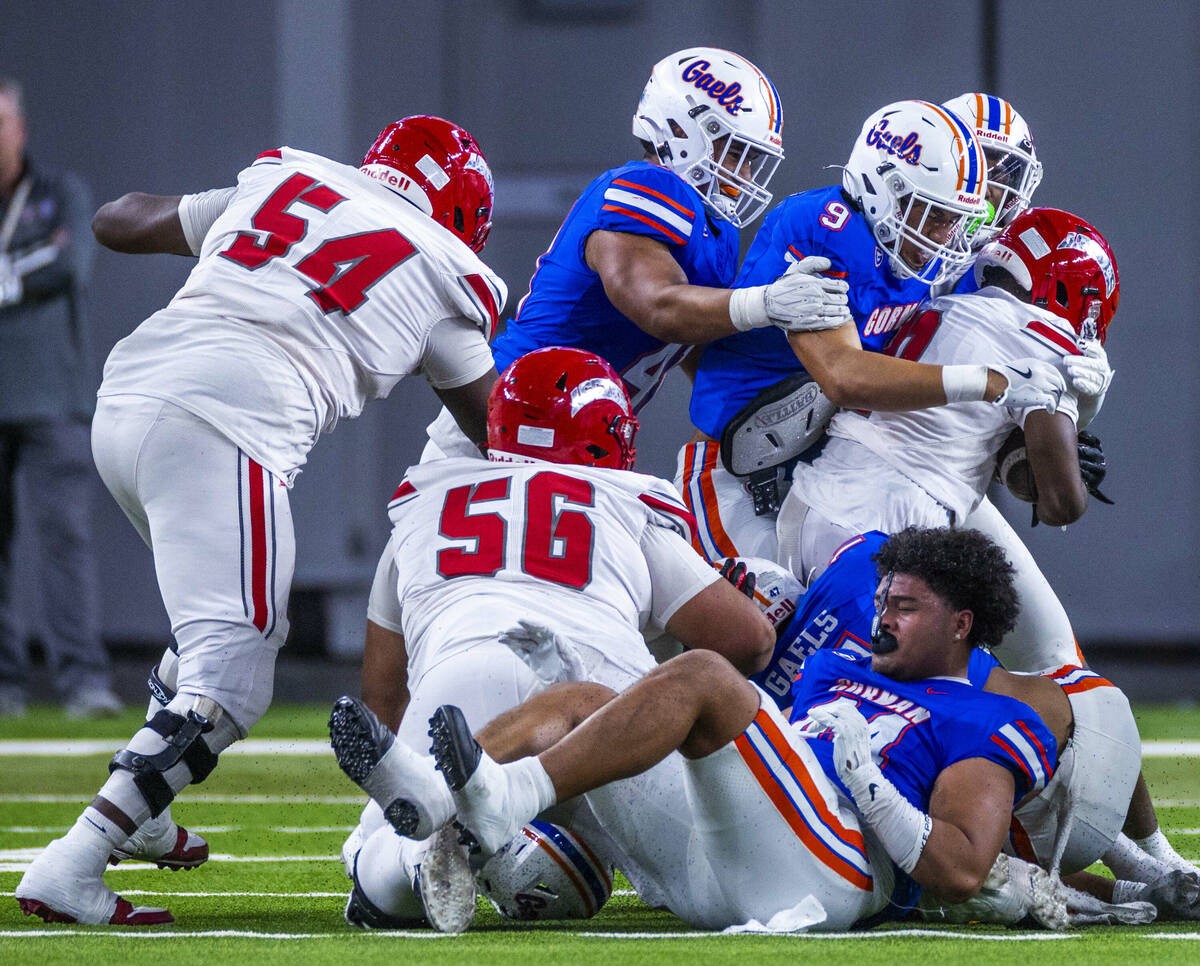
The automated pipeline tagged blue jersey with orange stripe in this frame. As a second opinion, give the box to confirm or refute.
[494,160,738,414]
[792,648,1057,814]
[689,185,935,437]
[753,531,887,705]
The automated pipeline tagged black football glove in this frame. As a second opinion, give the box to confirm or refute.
[1077,430,1114,505]
[718,558,757,598]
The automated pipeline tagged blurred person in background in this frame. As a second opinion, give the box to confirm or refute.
[0,76,121,719]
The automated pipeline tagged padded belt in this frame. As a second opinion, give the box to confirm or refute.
[719,372,834,478]
[109,708,219,817]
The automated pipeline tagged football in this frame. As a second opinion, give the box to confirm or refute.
[995,428,1038,503]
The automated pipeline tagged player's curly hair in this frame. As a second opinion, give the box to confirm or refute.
[873,527,1020,649]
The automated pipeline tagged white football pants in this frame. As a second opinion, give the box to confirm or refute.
[92,395,292,734]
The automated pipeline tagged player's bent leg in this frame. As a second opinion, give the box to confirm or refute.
[679,686,889,930]
[675,441,777,562]
[329,695,453,838]
[962,498,1080,670]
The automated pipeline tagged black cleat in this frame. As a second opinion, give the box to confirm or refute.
[344,875,424,930]
[428,705,481,792]
[329,696,394,784]
[329,696,420,837]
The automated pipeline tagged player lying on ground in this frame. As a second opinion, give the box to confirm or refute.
[15,115,505,926]
[328,345,773,931]
[736,536,1199,924]
[345,526,1070,932]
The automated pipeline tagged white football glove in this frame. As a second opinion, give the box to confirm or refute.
[1064,340,1113,429]
[803,698,932,873]
[728,256,852,334]
[989,357,1066,413]
[498,619,589,684]
[917,854,1069,930]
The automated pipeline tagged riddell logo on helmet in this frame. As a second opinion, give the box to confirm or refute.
[681,60,745,116]
[865,119,922,166]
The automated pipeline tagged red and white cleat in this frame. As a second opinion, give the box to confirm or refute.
[16,838,174,925]
[18,895,174,926]
[110,822,209,871]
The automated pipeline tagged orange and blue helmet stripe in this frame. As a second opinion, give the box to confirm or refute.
[922,100,986,196]
[972,93,1014,136]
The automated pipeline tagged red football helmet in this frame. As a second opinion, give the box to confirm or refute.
[487,347,639,470]
[974,207,1119,344]
[360,115,493,252]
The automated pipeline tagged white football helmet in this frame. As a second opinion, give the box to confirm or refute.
[842,100,989,285]
[633,47,784,227]
[943,93,1043,248]
[477,820,613,921]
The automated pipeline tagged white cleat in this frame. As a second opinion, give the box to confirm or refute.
[427,705,524,859]
[16,837,173,925]
[417,824,477,934]
[109,810,208,870]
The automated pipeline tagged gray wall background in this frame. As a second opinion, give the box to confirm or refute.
[5,0,1198,652]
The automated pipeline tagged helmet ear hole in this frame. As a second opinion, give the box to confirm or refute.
[1055,280,1070,310]
[453,207,464,233]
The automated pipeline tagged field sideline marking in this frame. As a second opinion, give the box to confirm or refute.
[0,928,1090,941]
[1,738,1198,757]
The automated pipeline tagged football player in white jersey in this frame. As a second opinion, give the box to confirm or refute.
[776,207,1115,671]
[327,346,774,931]
[15,116,507,926]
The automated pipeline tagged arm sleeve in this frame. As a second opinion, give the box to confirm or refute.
[365,531,404,633]
[966,713,1058,803]
[642,524,720,628]
[421,316,495,389]
[178,186,238,255]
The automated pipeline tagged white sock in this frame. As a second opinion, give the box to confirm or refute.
[1112,879,1149,904]
[1104,833,1165,882]
[507,756,557,818]
[1134,828,1194,868]
[56,808,128,875]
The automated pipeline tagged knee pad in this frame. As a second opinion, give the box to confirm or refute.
[109,692,234,817]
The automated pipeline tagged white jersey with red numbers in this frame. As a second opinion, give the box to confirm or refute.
[384,456,716,686]
[791,286,1081,525]
[98,147,505,483]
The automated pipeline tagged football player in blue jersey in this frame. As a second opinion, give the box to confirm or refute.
[418,46,853,465]
[410,527,1065,930]
[679,99,1073,562]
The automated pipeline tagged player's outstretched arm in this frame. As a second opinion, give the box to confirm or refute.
[434,368,498,453]
[92,192,193,255]
[914,758,1017,902]
[585,229,740,343]
[786,324,1013,411]
[1023,409,1088,526]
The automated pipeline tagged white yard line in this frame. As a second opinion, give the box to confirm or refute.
[1,738,1198,756]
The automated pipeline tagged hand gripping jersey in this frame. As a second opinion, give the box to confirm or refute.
[690,185,936,438]
[495,160,739,413]
[99,147,506,482]
[790,285,1081,525]
[383,456,712,684]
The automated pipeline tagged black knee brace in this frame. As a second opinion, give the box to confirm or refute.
[109,708,220,817]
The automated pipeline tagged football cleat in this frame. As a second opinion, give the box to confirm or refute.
[329,696,452,839]
[1142,869,1200,921]
[17,838,174,925]
[109,822,208,871]
[416,823,477,934]
[428,705,524,858]
[343,879,424,930]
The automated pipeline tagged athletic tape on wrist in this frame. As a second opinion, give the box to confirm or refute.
[941,364,989,403]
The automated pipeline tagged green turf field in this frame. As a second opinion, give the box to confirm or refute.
[2,702,1198,965]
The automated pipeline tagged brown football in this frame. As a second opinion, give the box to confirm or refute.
[995,428,1038,503]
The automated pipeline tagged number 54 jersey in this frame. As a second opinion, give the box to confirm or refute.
[98,147,506,483]
[384,457,716,685]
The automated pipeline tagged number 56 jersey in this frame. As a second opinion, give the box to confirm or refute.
[384,457,717,685]
[99,147,506,483]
